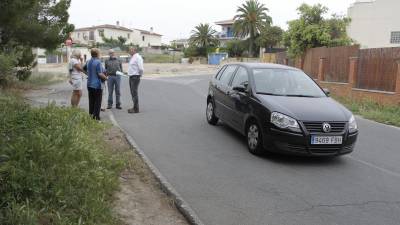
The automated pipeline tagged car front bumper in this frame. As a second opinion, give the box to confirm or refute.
[263,128,358,156]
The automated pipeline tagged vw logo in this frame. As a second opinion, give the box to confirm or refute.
[322,122,332,133]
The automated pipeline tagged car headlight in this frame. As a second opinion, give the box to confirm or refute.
[349,115,358,133]
[271,112,300,132]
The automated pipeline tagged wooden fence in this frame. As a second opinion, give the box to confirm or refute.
[272,46,400,93]
[302,46,359,82]
[356,48,400,92]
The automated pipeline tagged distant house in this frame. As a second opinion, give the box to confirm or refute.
[71,22,162,49]
[347,0,400,48]
[72,23,135,45]
[170,39,189,50]
[215,19,237,46]
[134,27,163,49]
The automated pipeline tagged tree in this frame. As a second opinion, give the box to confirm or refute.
[256,26,284,49]
[101,36,128,51]
[283,3,352,57]
[233,0,272,57]
[189,23,219,56]
[0,0,74,83]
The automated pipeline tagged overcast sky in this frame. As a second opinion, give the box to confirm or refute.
[68,0,356,43]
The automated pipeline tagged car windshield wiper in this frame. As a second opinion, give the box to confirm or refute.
[256,92,285,96]
[284,94,320,98]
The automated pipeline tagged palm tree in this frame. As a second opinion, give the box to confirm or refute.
[234,0,272,57]
[189,23,219,55]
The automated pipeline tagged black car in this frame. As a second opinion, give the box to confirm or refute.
[206,63,358,156]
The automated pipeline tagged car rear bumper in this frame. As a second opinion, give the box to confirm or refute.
[263,128,358,156]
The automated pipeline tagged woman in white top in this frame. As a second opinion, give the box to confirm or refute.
[68,49,85,107]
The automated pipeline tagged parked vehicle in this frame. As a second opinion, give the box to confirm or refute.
[206,63,359,156]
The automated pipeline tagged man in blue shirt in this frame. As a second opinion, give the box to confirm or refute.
[86,48,107,120]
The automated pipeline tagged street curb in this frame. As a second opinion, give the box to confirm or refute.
[108,113,205,225]
[356,115,400,131]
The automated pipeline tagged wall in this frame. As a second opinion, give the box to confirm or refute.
[347,0,400,48]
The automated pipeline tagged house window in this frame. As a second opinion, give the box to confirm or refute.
[390,31,400,44]
[127,33,130,39]
[89,31,95,40]
[77,33,80,38]
[142,36,145,41]
[98,29,104,37]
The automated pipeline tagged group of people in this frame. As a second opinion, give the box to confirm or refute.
[68,47,144,120]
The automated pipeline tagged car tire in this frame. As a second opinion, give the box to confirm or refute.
[246,120,264,155]
[206,100,219,125]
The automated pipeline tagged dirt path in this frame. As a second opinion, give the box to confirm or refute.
[38,63,218,77]
[24,82,189,225]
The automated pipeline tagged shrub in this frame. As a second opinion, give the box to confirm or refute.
[0,53,17,86]
[225,40,247,57]
[0,94,126,225]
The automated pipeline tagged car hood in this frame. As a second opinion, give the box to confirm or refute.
[258,95,351,122]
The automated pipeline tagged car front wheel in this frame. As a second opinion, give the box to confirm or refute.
[206,100,219,125]
[247,121,264,155]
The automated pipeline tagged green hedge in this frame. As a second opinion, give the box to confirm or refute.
[0,94,125,225]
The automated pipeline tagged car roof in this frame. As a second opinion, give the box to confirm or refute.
[223,63,300,71]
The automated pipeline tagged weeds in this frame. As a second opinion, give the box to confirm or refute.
[0,92,125,225]
[333,95,400,127]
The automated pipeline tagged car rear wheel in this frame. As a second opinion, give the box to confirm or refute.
[247,121,264,155]
[206,100,219,125]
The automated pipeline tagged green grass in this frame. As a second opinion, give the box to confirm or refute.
[142,53,183,63]
[0,92,126,225]
[333,95,400,127]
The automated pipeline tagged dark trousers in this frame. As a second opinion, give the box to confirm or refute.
[129,76,141,110]
[88,87,102,120]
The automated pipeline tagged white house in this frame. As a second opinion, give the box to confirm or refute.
[347,0,400,48]
[132,28,162,49]
[170,39,189,50]
[71,23,162,49]
[72,23,136,45]
[215,19,236,47]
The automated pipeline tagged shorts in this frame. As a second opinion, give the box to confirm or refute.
[71,78,82,91]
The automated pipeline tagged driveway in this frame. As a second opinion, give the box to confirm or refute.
[111,74,400,225]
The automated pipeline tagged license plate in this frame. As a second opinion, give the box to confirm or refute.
[311,136,343,145]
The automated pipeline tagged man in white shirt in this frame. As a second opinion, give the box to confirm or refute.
[127,47,144,113]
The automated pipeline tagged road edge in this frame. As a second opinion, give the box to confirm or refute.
[108,113,205,225]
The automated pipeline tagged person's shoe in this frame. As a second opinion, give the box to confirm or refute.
[134,108,139,113]
[107,106,112,109]
[116,105,122,110]
[128,108,135,114]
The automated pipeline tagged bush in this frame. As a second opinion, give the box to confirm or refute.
[0,54,17,86]
[0,94,126,225]
[225,40,247,57]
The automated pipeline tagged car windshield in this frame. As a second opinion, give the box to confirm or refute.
[253,68,326,97]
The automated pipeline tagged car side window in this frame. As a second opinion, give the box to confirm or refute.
[219,65,237,86]
[215,66,227,80]
[230,67,249,87]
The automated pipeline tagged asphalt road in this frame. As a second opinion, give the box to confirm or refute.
[112,74,400,225]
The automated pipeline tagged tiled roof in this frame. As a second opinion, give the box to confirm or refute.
[135,29,163,36]
[215,19,235,25]
[74,24,133,32]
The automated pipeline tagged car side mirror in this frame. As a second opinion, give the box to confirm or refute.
[323,88,330,96]
[233,85,246,93]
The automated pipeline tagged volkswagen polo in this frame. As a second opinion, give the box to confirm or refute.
[206,63,358,156]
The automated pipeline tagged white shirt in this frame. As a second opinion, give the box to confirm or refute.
[128,53,144,76]
[69,58,82,80]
